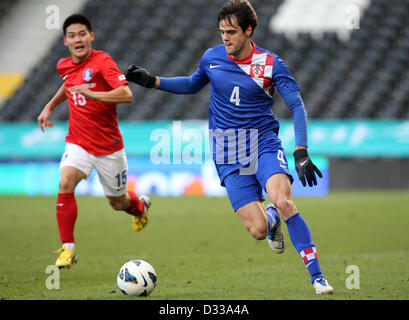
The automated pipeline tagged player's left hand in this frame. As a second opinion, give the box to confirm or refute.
[70,85,96,100]
[293,149,322,187]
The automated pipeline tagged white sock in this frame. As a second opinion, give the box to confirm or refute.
[63,242,75,251]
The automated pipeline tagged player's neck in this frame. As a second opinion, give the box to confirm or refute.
[231,40,253,61]
[72,49,92,64]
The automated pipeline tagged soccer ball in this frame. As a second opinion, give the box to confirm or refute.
[117,260,157,296]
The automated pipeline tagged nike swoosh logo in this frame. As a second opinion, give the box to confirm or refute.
[306,261,314,268]
[210,64,221,69]
[300,160,309,166]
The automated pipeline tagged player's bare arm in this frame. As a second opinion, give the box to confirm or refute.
[69,84,133,103]
[37,84,67,132]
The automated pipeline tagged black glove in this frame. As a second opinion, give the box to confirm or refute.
[126,64,156,88]
[294,149,322,187]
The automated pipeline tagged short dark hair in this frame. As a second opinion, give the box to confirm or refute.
[218,0,258,36]
[63,13,92,35]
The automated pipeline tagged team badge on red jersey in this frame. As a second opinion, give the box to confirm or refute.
[83,68,93,82]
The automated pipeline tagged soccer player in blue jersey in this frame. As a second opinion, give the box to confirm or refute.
[126,0,333,295]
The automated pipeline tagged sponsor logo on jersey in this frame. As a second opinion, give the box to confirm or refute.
[79,83,96,89]
[83,68,93,82]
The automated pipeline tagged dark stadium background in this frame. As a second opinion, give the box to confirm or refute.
[1,0,408,192]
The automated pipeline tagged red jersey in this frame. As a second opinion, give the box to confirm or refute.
[57,49,128,156]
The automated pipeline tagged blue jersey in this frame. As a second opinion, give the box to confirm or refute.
[159,41,305,184]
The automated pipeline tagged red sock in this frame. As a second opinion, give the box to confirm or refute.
[125,191,145,217]
[56,192,78,244]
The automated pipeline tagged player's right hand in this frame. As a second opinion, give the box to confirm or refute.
[126,65,156,88]
[294,149,322,187]
[37,107,54,132]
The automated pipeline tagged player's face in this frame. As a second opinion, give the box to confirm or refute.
[219,17,252,59]
[64,23,94,63]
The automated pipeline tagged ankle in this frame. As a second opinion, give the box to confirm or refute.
[63,242,75,251]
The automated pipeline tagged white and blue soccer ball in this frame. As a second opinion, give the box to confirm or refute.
[117,260,157,296]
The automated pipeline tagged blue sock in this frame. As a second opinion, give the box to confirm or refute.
[285,212,323,283]
[265,204,278,231]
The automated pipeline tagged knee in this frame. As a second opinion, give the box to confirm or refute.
[108,198,124,211]
[108,195,128,211]
[274,197,297,220]
[59,177,76,193]
[248,224,267,240]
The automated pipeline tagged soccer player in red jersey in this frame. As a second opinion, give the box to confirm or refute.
[37,14,150,268]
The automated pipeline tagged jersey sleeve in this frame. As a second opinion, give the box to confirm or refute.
[271,56,307,147]
[99,54,128,89]
[158,52,210,94]
[272,56,300,96]
[281,90,308,147]
[56,59,62,76]
[56,58,68,79]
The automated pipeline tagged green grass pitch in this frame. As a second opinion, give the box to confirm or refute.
[0,191,408,300]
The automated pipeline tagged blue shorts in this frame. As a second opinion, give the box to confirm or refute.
[223,150,293,211]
